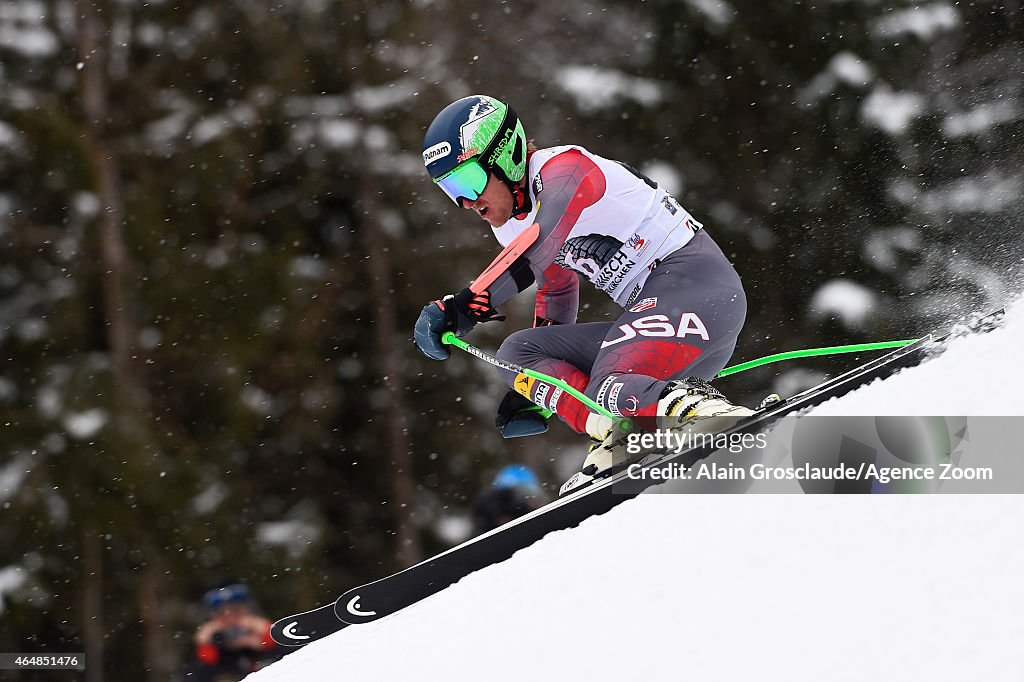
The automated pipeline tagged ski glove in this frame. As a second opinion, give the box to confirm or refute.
[456,288,506,324]
[413,288,504,361]
[494,389,549,438]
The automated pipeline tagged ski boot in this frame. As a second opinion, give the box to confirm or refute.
[657,377,755,434]
[558,378,756,497]
[557,414,632,496]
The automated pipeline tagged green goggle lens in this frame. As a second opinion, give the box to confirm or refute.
[434,160,488,205]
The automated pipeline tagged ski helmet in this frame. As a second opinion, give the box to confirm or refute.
[492,464,541,492]
[422,95,528,205]
[202,582,251,610]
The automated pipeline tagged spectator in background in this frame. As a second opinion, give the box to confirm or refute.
[180,581,283,681]
[472,464,549,533]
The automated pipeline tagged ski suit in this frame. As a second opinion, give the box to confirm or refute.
[476,145,746,434]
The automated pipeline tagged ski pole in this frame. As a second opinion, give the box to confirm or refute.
[715,339,918,378]
[442,333,919,426]
[440,332,634,433]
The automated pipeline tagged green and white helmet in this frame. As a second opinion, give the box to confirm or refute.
[422,95,528,205]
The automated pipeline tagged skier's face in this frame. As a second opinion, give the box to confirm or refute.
[461,172,513,228]
[213,603,249,624]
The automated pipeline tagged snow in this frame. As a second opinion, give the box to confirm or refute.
[0,5,57,57]
[942,100,1021,138]
[799,52,874,105]
[190,105,257,146]
[642,161,683,196]
[143,92,197,152]
[0,121,20,149]
[871,4,960,40]
[434,513,474,546]
[256,519,322,560]
[15,317,47,342]
[890,171,1023,215]
[830,52,874,87]
[191,482,229,516]
[288,255,327,281]
[0,375,16,403]
[138,327,162,350]
[815,299,1024,416]
[0,454,30,503]
[0,566,28,616]
[863,227,921,272]
[72,192,102,219]
[62,409,108,439]
[684,0,734,28]
[939,257,1011,314]
[861,85,926,136]
[35,385,61,419]
[809,278,878,329]
[317,119,360,149]
[772,366,828,400]
[240,384,276,417]
[251,300,1024,681]
[0,194,11,236]
[556,66,664,113]
[283,95,348,119]
[351,79,421,114]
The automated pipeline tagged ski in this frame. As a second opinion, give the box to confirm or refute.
[270,603,347,646]
[270,309,1003,645]
[331,333,934,628]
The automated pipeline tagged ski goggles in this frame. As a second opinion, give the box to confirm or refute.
[433,159,488,205]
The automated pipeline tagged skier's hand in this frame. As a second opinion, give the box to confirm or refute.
[413,293,474,360]
[414,288,505,361]
[453,287,506,324]
[414,299,453,360]
[495,389,549,438]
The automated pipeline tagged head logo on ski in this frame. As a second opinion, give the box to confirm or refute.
[341,595,377,622]
[280,622,310,642]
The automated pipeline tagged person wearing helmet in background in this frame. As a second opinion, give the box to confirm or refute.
[472,464,549,533]
[414,95,752,495]
[181,581,282,681]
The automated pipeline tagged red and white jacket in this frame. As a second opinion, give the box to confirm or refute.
[481,145,702,323]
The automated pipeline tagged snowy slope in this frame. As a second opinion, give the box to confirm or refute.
[250,301,1024,682]
[813,303,1024,415]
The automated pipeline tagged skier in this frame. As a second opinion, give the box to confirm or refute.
[414,95,752,493]
[181,582,282,681]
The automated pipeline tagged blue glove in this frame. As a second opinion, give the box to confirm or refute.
[413,293,476,360]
